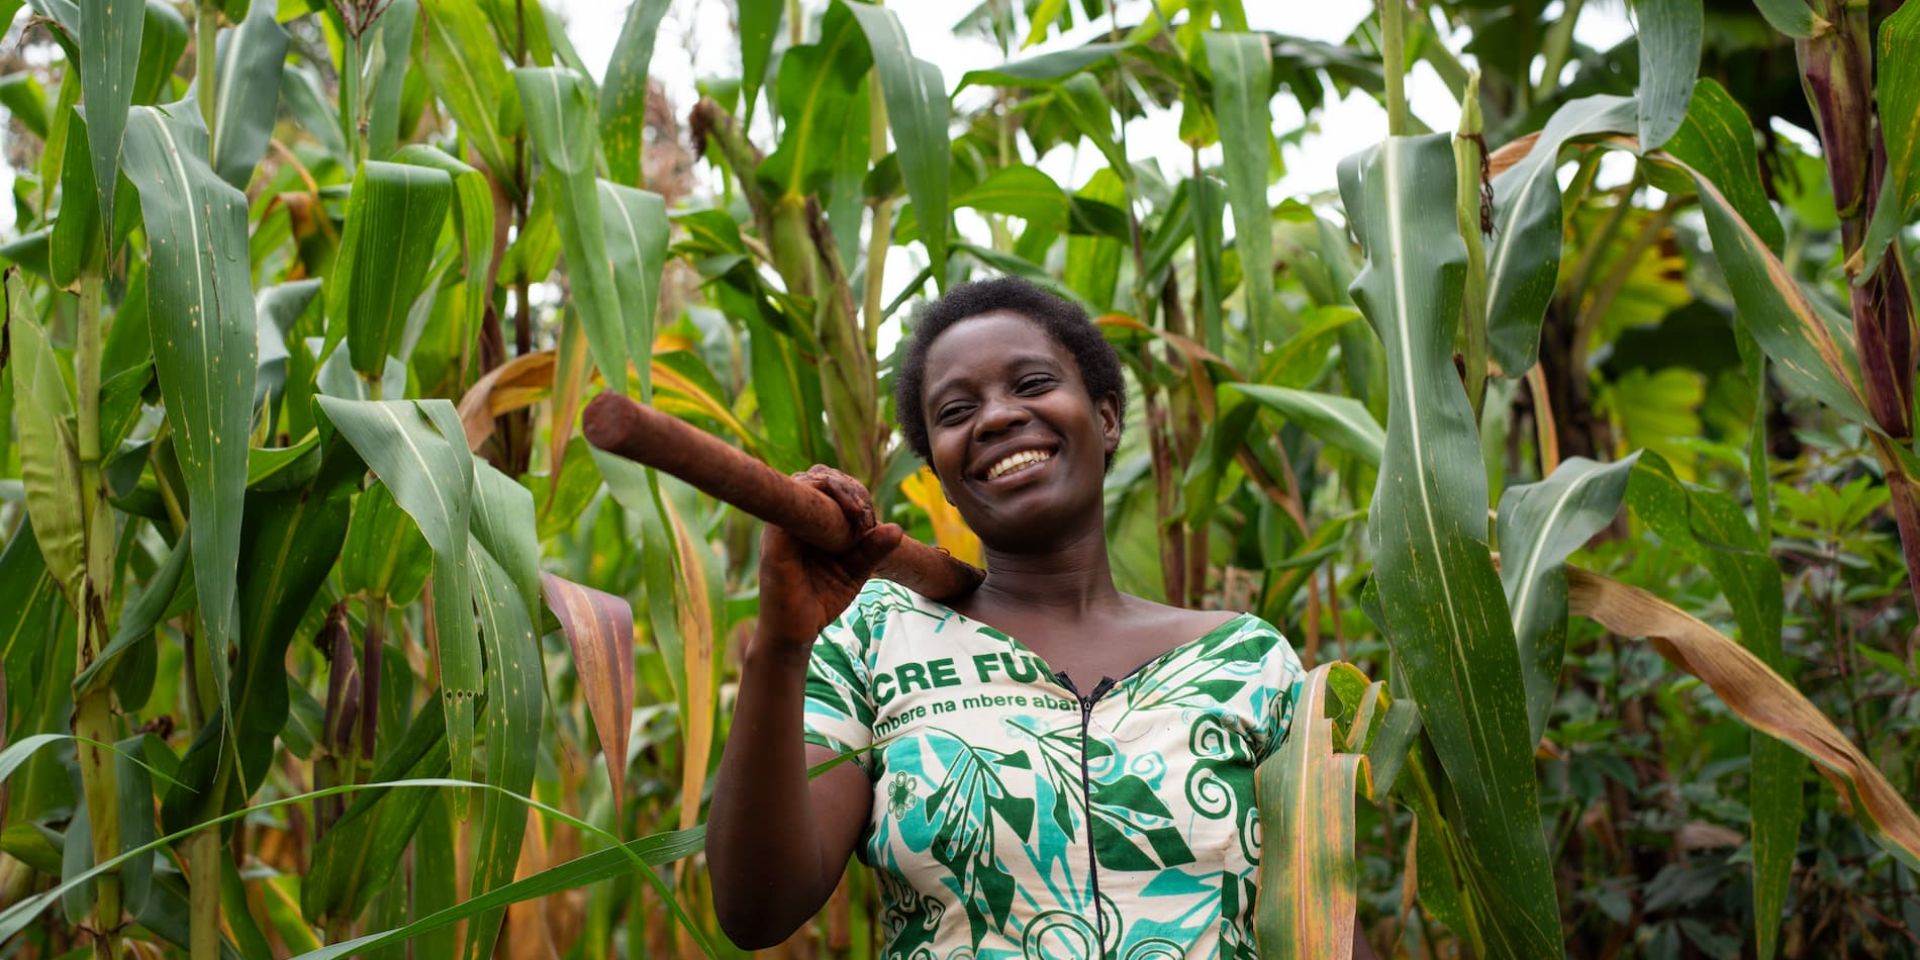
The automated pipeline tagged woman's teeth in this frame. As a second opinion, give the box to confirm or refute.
[987,449,1052,480]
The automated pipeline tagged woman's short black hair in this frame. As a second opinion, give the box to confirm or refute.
[894,276,1126,467]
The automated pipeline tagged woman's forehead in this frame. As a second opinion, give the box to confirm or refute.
[923,314,1075,390]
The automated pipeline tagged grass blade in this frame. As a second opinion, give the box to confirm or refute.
[209,0,288,188]
[326,161,454,379]
[1633,0,1701,151]
[77,0,142,236]
[1205,31,1278,357]
[845,1,950,287]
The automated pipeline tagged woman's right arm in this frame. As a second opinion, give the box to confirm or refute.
[707,468,902,949]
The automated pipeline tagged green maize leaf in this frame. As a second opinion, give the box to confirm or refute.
[1494,454,1639,743]
[1225,383,1386,467]
[470,462,541,614]
[1055,73,1128,178]
[8,272,84,599]
[597,181,670,392]
[1205,31,1277,357]
[1632,0,1701,151]
[1860,1,1918,279]
[1338,134,1561,957]
[229,443,358,795]
[111,734,154,915]
[123,102,258,699]
[209,0,288,188]
[303,703,448,923]
[462,541,545,960]
[418,0,511,181]
[72,530,188,697]
[1064,168,1125,310]
[340,481,432,605]
[49,107,99,286]
[827,76,872,262]
[1656,78,1782,252]
[845,0,950,288]
[411,793,458,959]
[0,72,49,138]
[283,63,347,161]
[1647,152,1872,422]
[130,0,185,106]
[738,0,779,118]
[1189,174,1228,353]
[517,66,630,394]
[1255,661,1371,959]
[1484,95,1637,377]
[1749,0,1823,37]
[760,4,871,200]
[362,0,417,160]
[955,42,1126,89]
[326,160,454,379]
[1625,450,1800,960]
[0,519,60,696]
[78,0,143,237]
[316,397,479,793]
[953,164,1070,232]
[0,227,52,276]
[600,0,670,186]
[1180,395,1259,527]
[393,144,495,366]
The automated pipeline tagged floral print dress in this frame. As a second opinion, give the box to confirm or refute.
[801,580,1305,959]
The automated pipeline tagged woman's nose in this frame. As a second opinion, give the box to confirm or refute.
[973,393,1031,437]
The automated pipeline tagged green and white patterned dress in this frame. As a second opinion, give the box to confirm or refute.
[802,580,1305,960]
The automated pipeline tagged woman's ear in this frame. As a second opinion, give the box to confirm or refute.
[1099,393,1122,456]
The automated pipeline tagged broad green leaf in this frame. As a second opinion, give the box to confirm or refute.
[0,520,61,693]
[0,72,49,138]
[1255,662,1370,959]
[123,102,259,691]
[542,573,635,820]
[1658,78,1782,251]
[130,0,185,106]
[326,160,454,379]
[1625,450,1800,960]
[1225,383,1386,466]
[760,7,870,199]
[282,64,346,160]
[600,0,670,186]
[418,0,511,181]
[209,0,288,188]
[49,107,99,289]
[1338,134,1561,957]
[1484,95,1637,377]
[955,41,1126,88]
[1205,31,1277,356]
[78,0,143,236]
[340,481,431,605]
[1651,152,1873,423]
[1494,454,1639,742]
[1749,0,1822,37]
[362,0,417,160]
[1054,73,1127,176]
[316,398,479,790]
[8,273,83,599]
[463,542,544,960]
[516,67,629,393]
[1064,169,1125,311]
[1632,0,1700,151]
[1861,1,1918,278]
[597,181,669,391]
[954,164,1070,231]
[845,0,950,287]
[393,144,495,372]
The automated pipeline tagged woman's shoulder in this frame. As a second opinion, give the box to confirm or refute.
[1118,596,1296,663]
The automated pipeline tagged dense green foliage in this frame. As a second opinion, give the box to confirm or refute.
[0,0,1915,957]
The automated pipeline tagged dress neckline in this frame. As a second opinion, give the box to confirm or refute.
[911,591,1254,695]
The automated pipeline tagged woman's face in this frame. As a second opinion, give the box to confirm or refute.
[919,311,1120,550]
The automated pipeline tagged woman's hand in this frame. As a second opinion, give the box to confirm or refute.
[755,466,904,648]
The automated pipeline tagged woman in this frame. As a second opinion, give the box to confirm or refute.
[710,277,1337,958]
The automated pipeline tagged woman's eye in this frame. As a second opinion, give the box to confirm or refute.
[1016,376,1054,394]
[937,404,972,425]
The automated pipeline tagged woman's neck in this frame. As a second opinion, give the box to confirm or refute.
[974,520,1122,618]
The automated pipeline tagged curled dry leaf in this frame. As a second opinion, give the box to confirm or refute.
[540,573,636,823]
[458,350,558,451]
[1565,566,1920,869]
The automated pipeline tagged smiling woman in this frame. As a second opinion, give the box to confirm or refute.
[704,277,1378,959]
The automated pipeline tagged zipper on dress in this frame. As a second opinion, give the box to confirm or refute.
[1059,671,1117,956]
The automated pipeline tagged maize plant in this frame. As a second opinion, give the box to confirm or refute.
[0,0,1913,957]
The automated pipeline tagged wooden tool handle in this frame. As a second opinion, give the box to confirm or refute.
[581,392,985,602]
